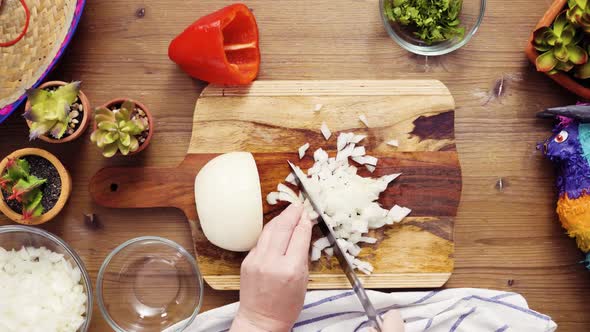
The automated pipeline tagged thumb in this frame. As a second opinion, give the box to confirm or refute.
[382,310,404,332]
[369,310,404,332]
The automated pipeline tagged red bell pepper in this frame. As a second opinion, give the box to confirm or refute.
[168,3,260,85]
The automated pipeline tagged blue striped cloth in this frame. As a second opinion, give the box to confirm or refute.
[168,288,556,332]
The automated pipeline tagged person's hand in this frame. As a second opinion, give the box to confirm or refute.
[230,204,313,332]
[371,310,405,332]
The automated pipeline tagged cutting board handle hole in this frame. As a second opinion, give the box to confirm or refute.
[110,183,119,192]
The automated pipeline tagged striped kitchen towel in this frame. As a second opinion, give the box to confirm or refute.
[172,288,557,332]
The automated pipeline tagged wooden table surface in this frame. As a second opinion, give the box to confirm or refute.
[1,0,588,330]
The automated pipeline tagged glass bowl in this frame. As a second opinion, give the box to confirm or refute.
[0,225,93,331]
[379,0,486,56]
[97,236,203,332]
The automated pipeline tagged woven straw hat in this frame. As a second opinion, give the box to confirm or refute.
[0,0,85,123]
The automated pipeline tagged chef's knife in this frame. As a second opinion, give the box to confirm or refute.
[288,161,384,331]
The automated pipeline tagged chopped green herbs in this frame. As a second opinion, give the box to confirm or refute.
[384,0,465,45]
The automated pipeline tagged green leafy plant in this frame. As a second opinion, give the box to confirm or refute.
[23,82,80,140]
[90,100,147,158]
[567,0,590,32]
[383,0,465,45]
[533,12,588,74]
[0,158,46,220]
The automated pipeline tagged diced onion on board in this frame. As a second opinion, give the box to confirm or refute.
[299,143,310,159]
[320,122,331,140]
[266,132,412,275]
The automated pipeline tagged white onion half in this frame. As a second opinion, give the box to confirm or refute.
[195,152,263,252]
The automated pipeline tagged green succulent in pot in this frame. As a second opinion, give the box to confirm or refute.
[533,12,588,74]
[567,0,590,32]
[90,100,147,158]
[23,82,80,140]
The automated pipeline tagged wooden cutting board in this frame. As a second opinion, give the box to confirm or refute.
[90,80,461,290]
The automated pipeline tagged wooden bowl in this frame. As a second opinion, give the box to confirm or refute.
[24,81,91,143]
[93,98,154,156]
[525,0,590,100]
[0,148,72,225]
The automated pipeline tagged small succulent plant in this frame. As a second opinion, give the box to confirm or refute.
[567,0,590,32]
[24,82,80,140]
[533,12,588,74]
[0,158,46,220]
[90,100,147,158]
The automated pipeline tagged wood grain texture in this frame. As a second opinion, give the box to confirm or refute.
[1,0,589,330]
[90,80,461,289]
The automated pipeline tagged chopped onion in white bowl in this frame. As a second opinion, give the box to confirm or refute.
[0,246,87,332]
[266,132,411,274]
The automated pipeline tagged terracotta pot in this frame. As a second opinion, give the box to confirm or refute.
[0,148,72,225]
[525,0,590,100]
[24,81,91,143]
[92,98,154,156]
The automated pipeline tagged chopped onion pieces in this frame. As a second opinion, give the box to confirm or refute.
[285,172,297,185]
[359,114,369,127]
[266,192,280,205]
[313,237,331,251]
[298,143,310,159]
[387,139,399,147]
[0,246,87,332]
[320,122,331,140]
[351,134,366,144]
[266,132,411,274]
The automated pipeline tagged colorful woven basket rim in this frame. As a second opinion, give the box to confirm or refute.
[0,0,86,125]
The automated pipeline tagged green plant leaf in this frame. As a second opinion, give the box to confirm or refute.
[115,108,130,123]
[119,132,131,147]
[121,120,145,136]
[118,141,131,155]
[567,45,588,64]
[94,107,115,121]
[560,26,576,44]
[25,88,51,107]
[104,132,119,145]
[129,136,140,152]
[50,121,68,139]
[90,130,98,143]
[102,143,118,158]
[554,44,570,62]
[536,51,558,72]
[555,60,575,72]
[98,121,118,132]
[554,12,568,35]
[52,82,80,106]
[576,61,590,78]
[29,120,57,140]
[23,190,43,213]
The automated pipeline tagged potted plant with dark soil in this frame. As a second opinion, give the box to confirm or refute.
[90,99,154,157]
[24,81,91,143]
[0,148,72,225]
[526,0,590,99]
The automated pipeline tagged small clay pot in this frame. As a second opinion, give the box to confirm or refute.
[92,98,154,156]
[25,81,91,143]
[525,0,590,100]
[0,148,72,225]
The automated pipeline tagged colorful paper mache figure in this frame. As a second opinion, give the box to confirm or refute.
[539,103,590,269]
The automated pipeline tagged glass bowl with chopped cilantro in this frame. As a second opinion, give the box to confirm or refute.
[380,0,486,55]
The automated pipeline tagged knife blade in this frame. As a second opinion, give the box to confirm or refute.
[288,161,384,331]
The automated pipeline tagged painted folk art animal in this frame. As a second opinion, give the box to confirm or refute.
[538,104,590,268]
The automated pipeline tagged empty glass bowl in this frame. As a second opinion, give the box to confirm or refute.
[0,225,93,331]
[97,237,203,332]
[379,0,486,56]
